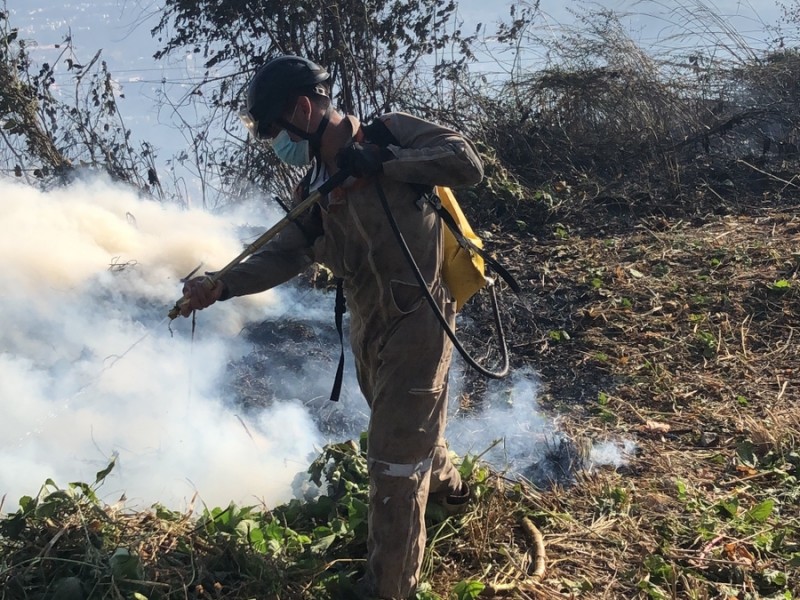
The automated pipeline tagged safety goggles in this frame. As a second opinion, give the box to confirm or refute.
[238,108,282,142]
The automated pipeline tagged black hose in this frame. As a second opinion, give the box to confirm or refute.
[374,179,511,379]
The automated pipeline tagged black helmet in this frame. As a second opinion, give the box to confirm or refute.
[241,55,330,139]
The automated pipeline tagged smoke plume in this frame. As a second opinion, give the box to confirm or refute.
[0,176,323,512]
[0,175,632,516]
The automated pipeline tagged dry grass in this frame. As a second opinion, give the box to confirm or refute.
[441,155,800,598]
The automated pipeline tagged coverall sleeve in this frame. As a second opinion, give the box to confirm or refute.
[217,222,314,299]
[378,112,484,188]
[217,178,320,299]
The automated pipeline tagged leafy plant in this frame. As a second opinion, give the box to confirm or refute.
[451,579,485,599]
[771,279,792,291]
[695,330,717,358]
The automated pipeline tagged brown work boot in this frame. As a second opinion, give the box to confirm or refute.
[427,481,472,519]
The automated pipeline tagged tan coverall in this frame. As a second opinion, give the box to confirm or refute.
[218,111,484,599]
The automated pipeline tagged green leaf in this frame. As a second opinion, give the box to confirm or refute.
[95,457,117,484]
[716,498,739,519]
[18,495,35,513]
[68,481,98,504]
[311,533,337,555]
[452,579,485,600]
[210,504,235,529]
[745,499,775,523]
[109,547,144,580]
[458,454,477,479]
[34,500,59,518]
[643,554,673,582]
[347,497,369,532]
[762,569,787,586]
[247,526,266,553]
[235,518,260,538]
[34,490,70,518]
[264,520,289,544]
[772,279,791,290]
[675,480,687,501]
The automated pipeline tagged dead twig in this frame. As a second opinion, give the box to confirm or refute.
[521,517,547,581]
[737,159,800,190]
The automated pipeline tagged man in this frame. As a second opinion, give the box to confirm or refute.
[180,55,483,599]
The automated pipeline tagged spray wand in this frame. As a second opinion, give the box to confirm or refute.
[167,169,349,320]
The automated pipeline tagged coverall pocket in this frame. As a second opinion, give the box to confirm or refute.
[389,279,424,315]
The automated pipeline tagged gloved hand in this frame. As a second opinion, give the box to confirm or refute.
[179,276,225,317]
[336,142,385,179]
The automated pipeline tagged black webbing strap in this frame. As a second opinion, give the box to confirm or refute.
[361,118,401,148]
[330,278,346,402]
[429,196,521,294]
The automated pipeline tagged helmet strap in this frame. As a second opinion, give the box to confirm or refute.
[278,103,332,154]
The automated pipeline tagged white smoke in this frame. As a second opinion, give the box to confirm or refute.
[447,368,550,468]
[446,367,636,484]
[0,174,634,516]
[0,176,324,512]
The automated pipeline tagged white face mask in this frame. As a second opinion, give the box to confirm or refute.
[269,102,313,166]
[269,130,311,166]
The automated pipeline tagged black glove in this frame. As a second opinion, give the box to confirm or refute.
[336,143,386,179]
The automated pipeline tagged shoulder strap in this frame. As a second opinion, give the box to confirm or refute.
[430,196,521,294]
[363,117,432,199]
[276,169,323,246]
[362,117,401,148]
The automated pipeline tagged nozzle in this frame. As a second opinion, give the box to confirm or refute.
[167,298,188,320]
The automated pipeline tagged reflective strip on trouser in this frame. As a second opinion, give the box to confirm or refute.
[368,457,433,478]
[366,453,433,600]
